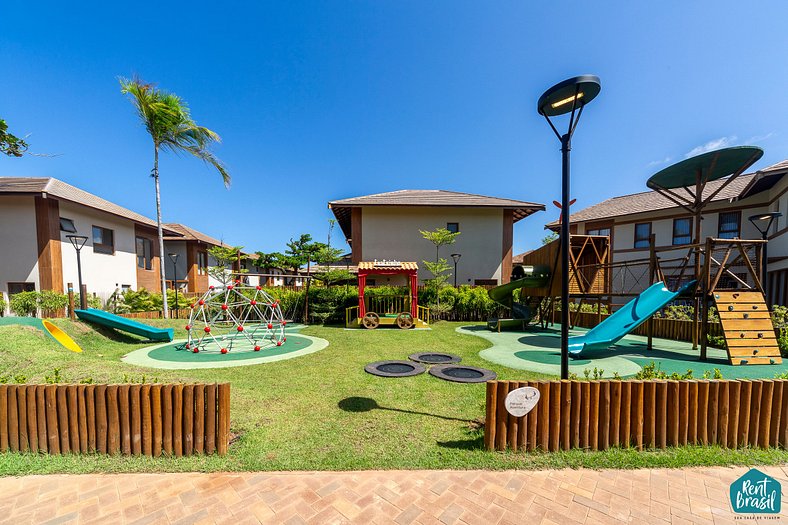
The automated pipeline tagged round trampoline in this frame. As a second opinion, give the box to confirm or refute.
[365,360,426,378]
[429,364,497,383]
[408,352,461,364]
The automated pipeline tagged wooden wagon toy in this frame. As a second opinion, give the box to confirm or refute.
[345,260,429,329]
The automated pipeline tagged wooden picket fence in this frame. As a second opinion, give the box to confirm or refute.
[485,379,788,452]
[0,383,230,456]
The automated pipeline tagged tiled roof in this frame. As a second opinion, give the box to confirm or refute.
[546,173,757,227]
[329,189,544,240]
[512,250,533,265]
[358,261,418,271]
[163,223,223,246]
[0,177,178,234]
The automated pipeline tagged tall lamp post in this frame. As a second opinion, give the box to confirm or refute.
[451,253,461,287]
[748,212,782,301]
[66,235,89,310]
[168,252,180,319]
[538,75,601,380]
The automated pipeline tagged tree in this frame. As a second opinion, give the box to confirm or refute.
[542,232,558,245]
[0,119,29,157]
[207,245,248,285]
[120,76,229,318]
[419,227,460,262]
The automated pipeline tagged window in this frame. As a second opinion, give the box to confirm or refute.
[92,226,114,254]
[59,217,77,233]
[587,227,611,237]
[7,282,35,295]
[634,223,651,249]
[718,211,741,239]
[474,279,497,286]
[135,237,153,270]
[197,251,208,275]
[446,223,459,233]
[672,218,692,245]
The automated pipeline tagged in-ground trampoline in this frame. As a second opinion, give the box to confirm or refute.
[408,352,461,364]
[365,360,426,377]
[429,364,497,383]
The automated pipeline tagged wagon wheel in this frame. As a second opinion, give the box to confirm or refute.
[396,312,414,329]
[362,312,380,329]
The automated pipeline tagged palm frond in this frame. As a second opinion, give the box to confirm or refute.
[181,144,231,187]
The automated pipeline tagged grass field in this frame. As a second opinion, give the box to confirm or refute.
[0,318,787,475]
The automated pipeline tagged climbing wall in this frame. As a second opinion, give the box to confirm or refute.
[713,291,782,365]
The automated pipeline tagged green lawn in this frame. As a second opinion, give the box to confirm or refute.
[0,318,786,475]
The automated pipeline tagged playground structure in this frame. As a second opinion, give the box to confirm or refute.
[75,308,173,342]
[0,317,83,353]
[498,145,782,366]
[345,261,429,329]
[184,283,286,353]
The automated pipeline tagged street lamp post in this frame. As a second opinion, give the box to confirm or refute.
[168,253,180,319]
[748,212,782,301]
[451,253,461,287]
[66,235,89,310]
[538,75,601,380]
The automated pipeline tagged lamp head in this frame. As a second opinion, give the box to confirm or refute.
[748,212,782,236]
[66,234,88,251]
[168,252,179,263]
[451,253,461,263]
[538,75,601,117]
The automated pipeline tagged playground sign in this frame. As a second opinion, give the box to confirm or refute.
[504,387,540,417]
[373,259,402,267]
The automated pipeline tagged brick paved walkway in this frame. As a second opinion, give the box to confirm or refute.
[1,466,786,524]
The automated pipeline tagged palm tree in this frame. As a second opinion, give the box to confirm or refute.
[120,76,229,318]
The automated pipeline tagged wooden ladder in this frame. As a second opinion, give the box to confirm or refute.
[713,291,782,365]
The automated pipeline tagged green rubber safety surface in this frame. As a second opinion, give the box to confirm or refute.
[122,330,329,370]
[458,324,788,379]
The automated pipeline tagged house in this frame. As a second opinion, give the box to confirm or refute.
[540,159,788,304]
[0,177,188,310]
[162,223,224,293]
[328,190,544,285]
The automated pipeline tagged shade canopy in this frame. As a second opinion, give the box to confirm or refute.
[647,146,763,191]
[537,75,601,117]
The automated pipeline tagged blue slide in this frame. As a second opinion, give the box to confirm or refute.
[75,308,174,342]
[568,280,696,358]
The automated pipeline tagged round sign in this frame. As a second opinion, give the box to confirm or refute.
[504,387,540,417]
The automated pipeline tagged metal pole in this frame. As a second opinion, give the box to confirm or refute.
[560,132,571,380]
[762,232,769,300]
[76,248,86,310]
[454,260,458,287]
[172,259,179,320]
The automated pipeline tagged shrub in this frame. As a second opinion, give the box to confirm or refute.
[39,290,68,314]
[9,291,39,316]
[0,295,5,316]
[75,294,103,309]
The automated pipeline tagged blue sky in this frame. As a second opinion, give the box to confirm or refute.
[2,1,788,256]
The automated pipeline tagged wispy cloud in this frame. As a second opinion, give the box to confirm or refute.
[647,156,672,167]
[746,132,775,143]
[685,136,737,158]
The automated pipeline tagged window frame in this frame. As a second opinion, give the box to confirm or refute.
[633,222,652,249]
[59,217,77,233]
[7,282,35,295]
[135,236,153,270]
[92,225,115,255]
[672,217,693,246]
[446,222,459,234]
[197,251,208,276]
[717,211,741,239]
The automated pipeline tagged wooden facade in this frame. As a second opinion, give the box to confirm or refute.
[34,196,64,293]
[134,224,162,292]
[518,235,610,296]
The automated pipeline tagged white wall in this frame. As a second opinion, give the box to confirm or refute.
[0,196,39,313]
[361,207,505,284]
[59,201,138,301]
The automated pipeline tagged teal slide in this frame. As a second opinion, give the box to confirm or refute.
[487,265,550,330]
[75,308,174,342]
[568,280,696,358]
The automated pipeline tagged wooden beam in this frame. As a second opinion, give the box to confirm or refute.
[501,210,513,284]
[351,208,362,265]
[34,196,64,293]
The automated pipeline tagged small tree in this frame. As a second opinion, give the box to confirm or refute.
[0,119,29,157]
[208,245,248,285]
[419,227,460,262]
[542,232,558,245]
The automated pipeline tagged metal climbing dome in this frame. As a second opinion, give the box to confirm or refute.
[184,283,286,354]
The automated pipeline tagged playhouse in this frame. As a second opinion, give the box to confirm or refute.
[345,260,429,329]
